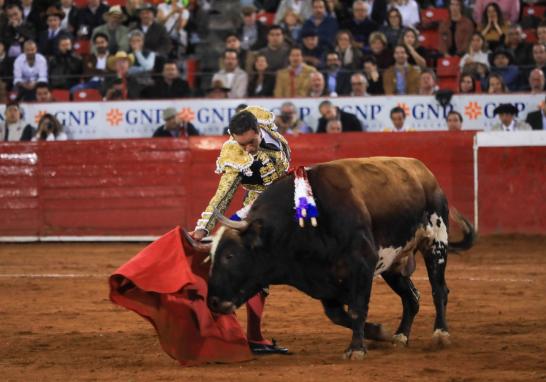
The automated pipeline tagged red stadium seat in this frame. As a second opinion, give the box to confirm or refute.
[418,30,440,50]
[438,77,459,92]
[51,89,71,102]
[186,57,198,89]
[420,8,449,24]
[74,0,87,7]
[74,39,91,56]
[436,56,461,78]
[257,11,275,25]
[523,5,546,18]
[106,0,127,5]
[73,89,102,102]
[523,29,538,44]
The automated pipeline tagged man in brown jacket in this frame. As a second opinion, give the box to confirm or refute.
[274,46,317,97]
[382,45,420,95]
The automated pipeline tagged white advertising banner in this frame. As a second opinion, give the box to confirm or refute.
[1,93,544,139]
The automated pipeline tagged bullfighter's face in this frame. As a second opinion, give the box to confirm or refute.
[232,129,261,155]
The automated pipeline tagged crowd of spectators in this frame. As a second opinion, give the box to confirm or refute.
[1,0,546,140]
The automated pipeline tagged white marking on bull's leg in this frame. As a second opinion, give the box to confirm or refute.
[432,329,451,347]
[392,333,408,347]
[375,246,401,275]
[342,349,367,360]
[426,213,448,245]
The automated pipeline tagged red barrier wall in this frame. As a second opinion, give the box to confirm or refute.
[1,132,478,238]
[478,147,546,235]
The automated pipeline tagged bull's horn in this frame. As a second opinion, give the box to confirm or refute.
[213,209,249,231]
[182,229,213,253]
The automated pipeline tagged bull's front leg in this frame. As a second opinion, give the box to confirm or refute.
[343,237,377,360]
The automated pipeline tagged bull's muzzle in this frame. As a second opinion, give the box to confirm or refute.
[208,295,236,314]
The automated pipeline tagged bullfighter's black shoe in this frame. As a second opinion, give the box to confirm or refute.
[249,339,289,355]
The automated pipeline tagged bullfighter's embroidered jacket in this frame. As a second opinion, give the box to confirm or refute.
[195,106,291,233]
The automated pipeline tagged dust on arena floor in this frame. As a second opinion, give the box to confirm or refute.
[1,235,545,382]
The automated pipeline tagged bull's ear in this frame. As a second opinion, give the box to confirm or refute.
[243,219,267,251]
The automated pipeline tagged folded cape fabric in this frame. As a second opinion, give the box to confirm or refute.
[109,227,252,365]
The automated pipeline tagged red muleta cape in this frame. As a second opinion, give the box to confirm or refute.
[108,227,253,366]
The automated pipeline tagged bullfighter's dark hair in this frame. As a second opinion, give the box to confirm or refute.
[229,110,259,135]
[390,106,406,118]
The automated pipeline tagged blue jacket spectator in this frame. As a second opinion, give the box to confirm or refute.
[301,0,338,49]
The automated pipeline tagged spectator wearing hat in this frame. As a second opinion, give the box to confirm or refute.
[274,46,317,97]
[142,60,191,99]
[301,28,324,69]
[3,4,36,61]
[383,44,420,95]
[341,1,378,51]
[247,54,276,97]
[488,48,520,91]
[527,68,546,94]
[437,0,474,57]
[75,32,110,92]
[237,5,268,51]
[133,3,171,58]
[92,5,129,55]
[101,51,141,100]
[0,102,34,141]
[491,103,532,131]
[122,0,144,30]
[501,25,533,67]
[38,6,70,58]
[525,96,546,130]
[13,40,48,101]
[301,0,338,49]
[206,80,231,99]
[257,25,290,72]
[212,49,248,99]
[322,50,351,96]
[153,107,199,138]
[76,0,109,39]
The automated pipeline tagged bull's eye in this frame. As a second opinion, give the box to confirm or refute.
[224,253,234,261]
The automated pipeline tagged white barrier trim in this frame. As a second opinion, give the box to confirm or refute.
[0,236,157,242]
[475,131,546,147]
[473,135,479,232]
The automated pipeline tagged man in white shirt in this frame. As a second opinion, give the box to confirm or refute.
[383,106,415,132]
[13,40,48,101]
[212,49,248,98]
[491,103,532,131]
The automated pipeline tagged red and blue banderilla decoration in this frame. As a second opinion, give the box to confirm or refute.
[292,166,318,227]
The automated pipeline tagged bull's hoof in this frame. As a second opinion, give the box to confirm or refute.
[431,329,451,348]
[392,333,408,347]
[342,348,367,360]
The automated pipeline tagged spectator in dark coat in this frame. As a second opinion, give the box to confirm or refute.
[501,25,533,67]
[301,0,338,49]
[237,5,268,51]
[3,4,36,60]
[247,54,276,97]
[525,96,546,130]
[363,55,384,95]
[153,107,199,137]
[49,35,83,90]
[316,100,363,133]
[133,4,172,58]
[38,7,71,58]
[76,0,109,39]
[143,61,191,99]
[301,28,324,69]
[322,51,351,96]
[341,1,378,51]
[257,24,290,72]
[60,0,80,35]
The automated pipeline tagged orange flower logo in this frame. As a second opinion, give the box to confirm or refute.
[397,102,410,116]
[464,102,482,120]
[106,109,123,126]
[34,110,47,124]
[178,107,195,122]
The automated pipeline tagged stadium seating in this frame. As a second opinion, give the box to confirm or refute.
[74,39,91,57]
[52,89,71,102]
[420,7,449,24]
[419,30,440,50]
[436,56,460,78]
[523,4,546,18]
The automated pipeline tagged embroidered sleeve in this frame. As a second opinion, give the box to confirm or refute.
[242,190,260,208]
[195,169,242,233]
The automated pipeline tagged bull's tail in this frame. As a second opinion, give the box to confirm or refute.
[448,208,476,252]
